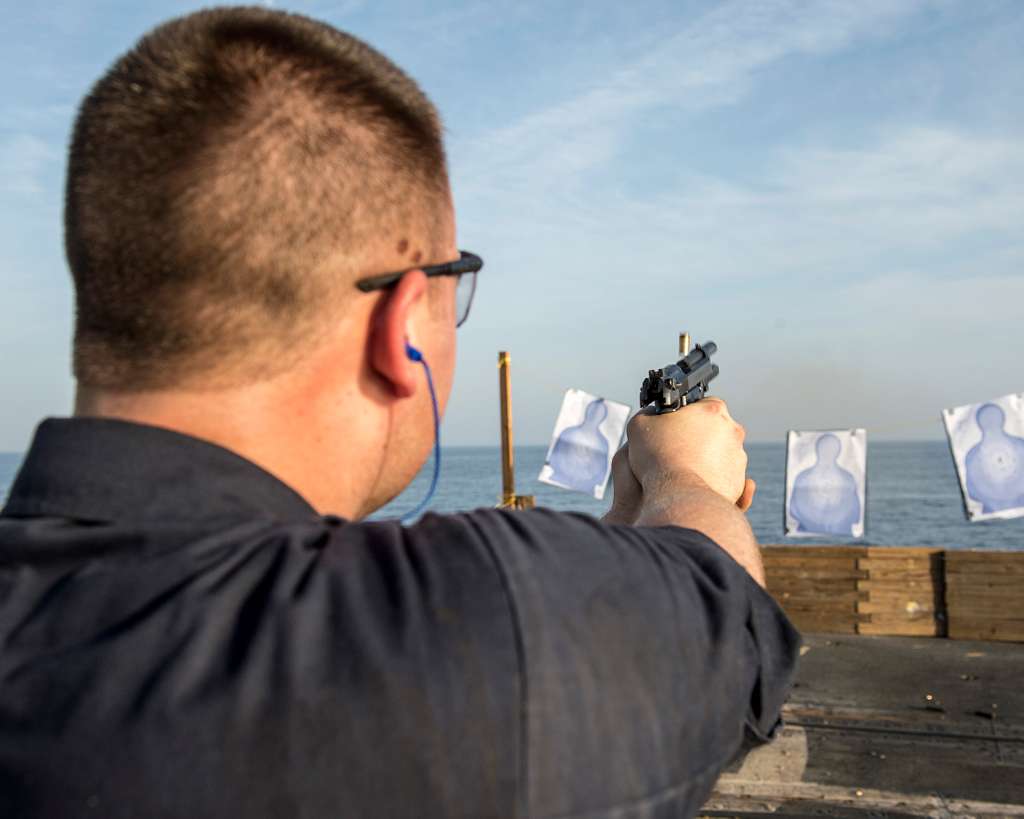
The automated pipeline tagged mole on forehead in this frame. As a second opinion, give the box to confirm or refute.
[396,238,408,254]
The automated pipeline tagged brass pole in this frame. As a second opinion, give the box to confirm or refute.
[679,332,691,358]
[498,351,515,505]
[496,351,535,510]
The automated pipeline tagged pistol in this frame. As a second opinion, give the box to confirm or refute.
[639,340,719,414]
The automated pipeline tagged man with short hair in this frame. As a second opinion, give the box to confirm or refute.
[0,7,798,818]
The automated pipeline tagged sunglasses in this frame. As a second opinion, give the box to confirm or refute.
[355,250,483,328]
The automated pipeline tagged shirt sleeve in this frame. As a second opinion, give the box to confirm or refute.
[464,507,800,818]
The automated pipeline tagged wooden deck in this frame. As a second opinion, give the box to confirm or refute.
[703,633,1024,817]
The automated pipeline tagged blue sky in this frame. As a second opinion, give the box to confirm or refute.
[1,0,1022,451]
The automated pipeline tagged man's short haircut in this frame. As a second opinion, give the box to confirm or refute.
[66,6,450,389]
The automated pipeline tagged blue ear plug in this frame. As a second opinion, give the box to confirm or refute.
[400,340,440,522]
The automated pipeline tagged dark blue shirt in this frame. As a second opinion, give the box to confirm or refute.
[0,418,799,818]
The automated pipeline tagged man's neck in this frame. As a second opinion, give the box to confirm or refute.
[74,372,386,519]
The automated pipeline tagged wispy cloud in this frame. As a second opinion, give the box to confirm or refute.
[454,120,1024,319]
[441,0,1023,443]
[302,0,369,17]
[604,126,1024,282]
[2,104,76,128]
[453,0,926,200]
[0,134,58,195]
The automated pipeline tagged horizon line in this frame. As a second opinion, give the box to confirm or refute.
[0,439,953,456]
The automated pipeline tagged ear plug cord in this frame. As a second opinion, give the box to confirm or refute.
[401,343,441,522]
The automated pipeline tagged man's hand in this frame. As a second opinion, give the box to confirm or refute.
[604,439,757,523]
[737,478,756,512]
[627,398,748,504]
[602,445,643,525]
[617,398,766,586]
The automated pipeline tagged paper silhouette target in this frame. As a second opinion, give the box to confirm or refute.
[785,429,867,538]
[539,390,630,500]
[943,393,1024,522]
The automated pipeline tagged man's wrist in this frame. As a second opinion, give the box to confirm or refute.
[639,468,713,505]
[633,474,765,586]
[601,502,639,525]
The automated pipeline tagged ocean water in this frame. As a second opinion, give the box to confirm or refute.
[2,442,1022,549]
[376,442,1024,550]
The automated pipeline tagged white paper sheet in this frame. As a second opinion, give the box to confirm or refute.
[538,390,630,500]
[942,393,1024,522]
[785,429,867,538]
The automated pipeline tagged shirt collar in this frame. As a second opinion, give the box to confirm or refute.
[2,417,319,524]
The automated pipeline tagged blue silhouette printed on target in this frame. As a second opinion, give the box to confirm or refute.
[785,429,867,538]
[943,393,1024,522]
[539,390,630,500]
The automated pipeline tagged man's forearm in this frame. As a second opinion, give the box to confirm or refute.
[635,473,765,586]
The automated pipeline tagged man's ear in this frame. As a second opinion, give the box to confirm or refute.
[369,270,428,399]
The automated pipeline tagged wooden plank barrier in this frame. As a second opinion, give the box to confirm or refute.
[763,546,1023,643]
[857,547,945,637]
[946,551,1024,642]
[763,546,867,634]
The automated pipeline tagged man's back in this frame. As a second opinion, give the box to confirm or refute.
[0,419,798,818]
